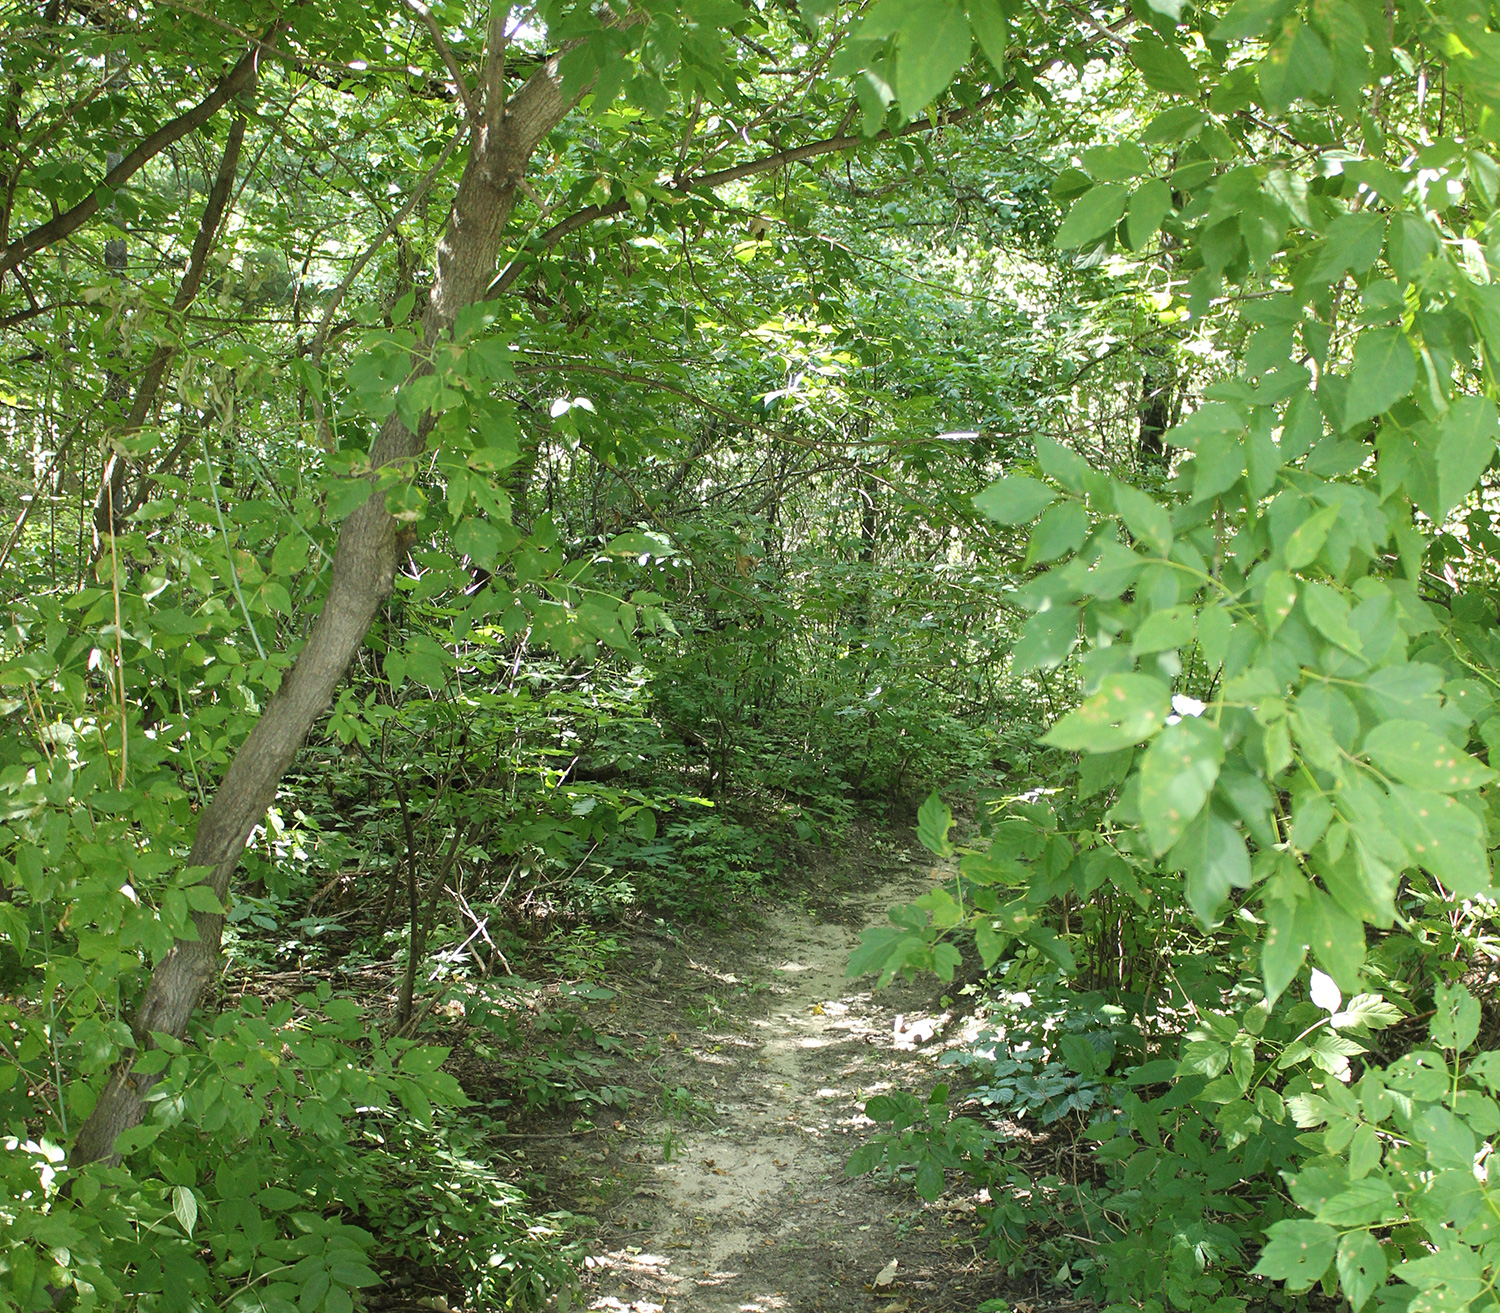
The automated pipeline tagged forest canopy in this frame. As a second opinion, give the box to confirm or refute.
[4,0,1500,1309]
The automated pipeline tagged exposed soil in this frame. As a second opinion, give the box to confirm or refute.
[520,831,1022,1313]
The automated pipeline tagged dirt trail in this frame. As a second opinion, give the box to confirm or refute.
[550,842,1011,1313]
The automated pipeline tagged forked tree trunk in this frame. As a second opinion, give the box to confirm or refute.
[68,50,585,1170]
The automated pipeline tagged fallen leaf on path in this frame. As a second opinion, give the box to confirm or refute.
[875,1258,898,1287]
[877,1302,910,1313]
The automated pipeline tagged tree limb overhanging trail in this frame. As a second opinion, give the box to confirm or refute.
[64,32,594,1170]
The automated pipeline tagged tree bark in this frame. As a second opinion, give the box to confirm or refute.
[67,45,586,1170]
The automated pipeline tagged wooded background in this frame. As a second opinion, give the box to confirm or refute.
[3,0,1500,1309]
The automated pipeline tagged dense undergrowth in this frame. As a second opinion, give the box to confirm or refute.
[7,0,1500,1311]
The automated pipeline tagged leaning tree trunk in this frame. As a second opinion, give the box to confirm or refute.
[67,46,586,1169]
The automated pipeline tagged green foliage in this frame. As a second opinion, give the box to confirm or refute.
[7,0,1500,1303]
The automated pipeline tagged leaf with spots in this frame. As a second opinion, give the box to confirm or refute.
[1364,720,1495,793]
[1251,1219,1337,1290]
[1042,673,1172,752]
[1385,786,1491,896]
[1335,1232,1385,1312]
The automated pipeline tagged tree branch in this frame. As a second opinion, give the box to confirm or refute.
[0,28,275,277]
[95,108,249,536]
[405,0,480,122]
[486,89,1004,297]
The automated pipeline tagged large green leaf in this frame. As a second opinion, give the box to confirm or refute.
[1385,785,1491,895]
[1434,396,1500,522]
[1363,720,1495,792]
[1140,717,1225,854]
[1170,806,1250,925]
[1301,581,1362,654]
[1251,1220,1337,1290]
[1042,673,1171,752]
[1343,328,1416,429]
[1053,182,1129,248]
[1113,484,1173,556]
[1261,897,1309,1004]
[1335,1232,1386,1312]
[893,0,970,117]
[1012,603,1079,672]
[967,0,1008,73]
[1131,34,1199,96]
[974,475,1055,524]
[1257,21,1332,115]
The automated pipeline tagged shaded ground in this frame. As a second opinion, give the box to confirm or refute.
[520,831,1020,1313]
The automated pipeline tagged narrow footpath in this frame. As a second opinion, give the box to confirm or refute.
[532,836,1014,1313]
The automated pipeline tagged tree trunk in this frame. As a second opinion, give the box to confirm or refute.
[67,47,587,1170]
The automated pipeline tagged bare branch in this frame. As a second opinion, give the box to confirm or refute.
[405,0,480,122]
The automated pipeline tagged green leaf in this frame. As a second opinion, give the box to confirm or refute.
[1434,396,1500,522]
[1198,604,1234,670]
[1059,1033,1099,1076]
[974,475,1055,524]
[1257,21,1332,116]
[917,792,955,857]
[1054,182,1129,248]
[1213,0,1294,40]
[1301,581,1362,654]
[1262,898,1309,1005]
[1251,1219,1337,1290]
[1309,890,1365,991]
[172,1185,198,1238]
[1139,717,1225,855]
[1416,1106,1476,1168]
[635,808,658,841]
[1385,785,1491,895]
[1363,720,1495,792]
[1283,504,1339,570]
[1026,501,1089,563]
[1431,981,1481,1052]
[1131,603,1196,656]
[894,0,970,117]
[1082,143,1151,181]
[1125,179,1173,249]
[1012,604,1079,673]
[1170,807,1250,925]
[1035,435,1090,492]
[914,1156,945,1200]
[1042,673,1172,752]
[1336,1232,1386,1313]
[967,0,1008,73]
[299,1267,331,1313]
[1263,570,1298,635]
[1113,484,1173,556]
[1343,329,1416,429]
[846,926,907,980]
[1131,34,1199,96]
[1315,1177,1396,1225]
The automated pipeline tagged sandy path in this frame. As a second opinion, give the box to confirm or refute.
[565,855,1007,1313]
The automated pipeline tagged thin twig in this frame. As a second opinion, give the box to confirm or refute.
[404,0,479,122]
